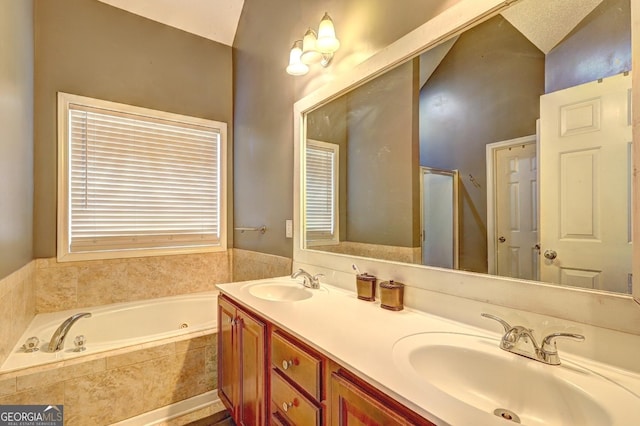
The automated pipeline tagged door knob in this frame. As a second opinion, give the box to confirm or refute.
[498,236,506,243]
[543,249,557,260]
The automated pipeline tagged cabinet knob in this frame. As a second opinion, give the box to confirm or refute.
[282,359,295,370]
[282,398,298,412]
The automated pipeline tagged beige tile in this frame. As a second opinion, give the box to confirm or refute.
[232,249,291,282]
[0,377,16,397]
[0,289,14,368]
[64,363,145,426]
[143,348,208,412]
[76,262,128,307]
[205,342,218,390]
[106,343,175,369]
[0,271,13,300]
[125,257,174,301]
[175,334,215,353]
[11,269,36,343]
[36,265,78,313]
[0,382,64,405]
[17,358,106,392]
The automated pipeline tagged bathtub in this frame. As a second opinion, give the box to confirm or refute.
[0,291,218,374]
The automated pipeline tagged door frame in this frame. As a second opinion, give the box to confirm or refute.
[486,133,538,275]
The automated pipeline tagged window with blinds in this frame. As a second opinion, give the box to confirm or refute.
[57,92,226,261]
[305,140,339,245]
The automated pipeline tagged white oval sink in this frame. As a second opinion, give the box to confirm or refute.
[247,281,314,302]
[392,333,640,426]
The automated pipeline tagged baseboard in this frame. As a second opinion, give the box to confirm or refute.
[111,390,222,425]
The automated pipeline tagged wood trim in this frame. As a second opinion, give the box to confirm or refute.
[331,370,436,426]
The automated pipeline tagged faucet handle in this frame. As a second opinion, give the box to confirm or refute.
[22,336,40,353]
[312,273,324,282]
[74,335,87,352]
[541,332,585,350]
[481,313,512,333]
[540,332,585,365]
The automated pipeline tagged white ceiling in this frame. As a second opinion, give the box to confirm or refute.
[501,0,603,54]
[97,0,244,46]
[96,0,604,53]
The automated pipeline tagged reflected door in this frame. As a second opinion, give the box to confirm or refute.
[421,167,459,268]
[539,72,632,292]
[495,142,538,280]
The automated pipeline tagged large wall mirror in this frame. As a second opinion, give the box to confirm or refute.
[301,0,633,296]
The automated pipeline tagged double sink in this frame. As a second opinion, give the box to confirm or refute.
[236,278,640,425]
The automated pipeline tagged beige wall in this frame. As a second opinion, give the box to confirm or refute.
[233,0,462,258]
[0,0,34,279]
[33,0,234,258]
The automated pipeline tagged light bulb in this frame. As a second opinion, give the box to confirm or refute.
[316,13,340,54]
[301,28,322,65]
[286,40,309,76]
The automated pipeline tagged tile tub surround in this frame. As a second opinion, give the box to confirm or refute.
[231,248,292,282]
[35,252,232,312]
[0,262,36,369]
[0,333,218,425]
[313,241,421,264]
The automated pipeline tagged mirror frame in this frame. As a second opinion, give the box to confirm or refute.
[294,0,640,334]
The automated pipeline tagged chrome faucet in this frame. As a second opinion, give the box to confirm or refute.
[48,312,92,352]
[291,268,324,289]
[481,313,585,365]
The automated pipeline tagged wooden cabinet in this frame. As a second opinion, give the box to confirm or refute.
[330,371,435,426]
[218,296,267,425]
[269,329,325,425]
[219,294,435,426]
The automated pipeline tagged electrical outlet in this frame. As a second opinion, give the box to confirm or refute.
[285,219,293,238]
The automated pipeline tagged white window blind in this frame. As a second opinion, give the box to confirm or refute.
[58,93,226,259]
[305,140,338,244]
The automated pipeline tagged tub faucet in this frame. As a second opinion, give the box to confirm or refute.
[291,268,323,289]
[48,312,92,352]
[481,313,584,365]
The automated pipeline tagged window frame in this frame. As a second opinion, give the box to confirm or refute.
[57,92,227,262]
[305,139,340,247]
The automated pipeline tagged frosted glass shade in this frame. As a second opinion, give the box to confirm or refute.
[301,29,322,65]
[316,13,340,53]
[286,40,309,76]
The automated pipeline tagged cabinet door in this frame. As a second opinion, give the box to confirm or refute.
[331,373,432,426]
[238,309,267,426]
[218,296,238,413]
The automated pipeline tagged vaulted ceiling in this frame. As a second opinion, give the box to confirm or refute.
[96,0,244,46]
[96,0,604,54]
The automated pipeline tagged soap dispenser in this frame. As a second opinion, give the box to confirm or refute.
[379,280,404,311]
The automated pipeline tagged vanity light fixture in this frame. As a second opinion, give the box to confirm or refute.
[287,12,340,76]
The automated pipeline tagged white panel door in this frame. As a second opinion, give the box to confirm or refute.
[495,143,538,280]
[539,73,632,292]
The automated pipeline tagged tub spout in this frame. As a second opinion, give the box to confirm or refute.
[48,312,92,352]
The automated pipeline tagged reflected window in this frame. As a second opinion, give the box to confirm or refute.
[305,140,339,246]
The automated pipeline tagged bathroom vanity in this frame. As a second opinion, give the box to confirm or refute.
[217,281,434,425]
[217,277,640,425]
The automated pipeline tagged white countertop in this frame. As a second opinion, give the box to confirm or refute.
[217,276,640,426]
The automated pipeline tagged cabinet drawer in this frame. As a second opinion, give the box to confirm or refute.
[272,330,322,399]
[271,370,321,426]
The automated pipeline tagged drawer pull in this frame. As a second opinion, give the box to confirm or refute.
[282,398,299,413]
[282,358,298,370]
